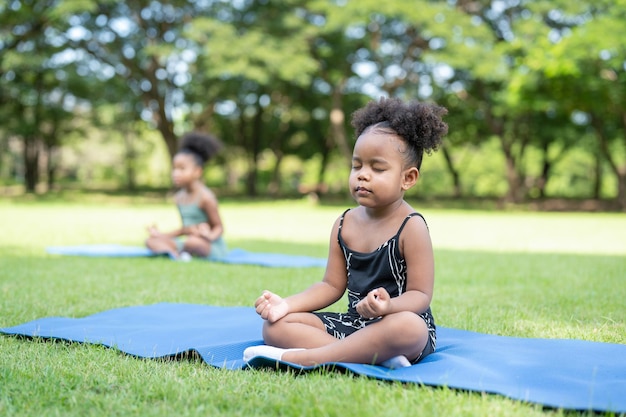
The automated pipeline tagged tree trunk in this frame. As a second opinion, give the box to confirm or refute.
[617,172,626,211]
[24,71,44,193]
[441,146,461,197]
[500,138,523,203]
[0,135,6,180]
[481,99,525,203]
[158,118,177,161]
[124,130,137,191]
[23,136,39,193]
[618,113,626,210]
[317,143,330,194]
[268,151,283,197]
[268,117,286,196]
[312,117,332,194]
[592,113,626,210]
[537,141,551,199]
[45,143,56,192]
[244,106,264,197]
[144,56,178,161]
[592,151,602,200]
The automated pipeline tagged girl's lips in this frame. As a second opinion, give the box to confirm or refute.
[355,187,371,195]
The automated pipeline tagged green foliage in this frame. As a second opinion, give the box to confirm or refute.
[1,0,626,207]
[189,16,318,86]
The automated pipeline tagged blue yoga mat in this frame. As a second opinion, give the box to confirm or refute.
[1,303,624,413]
[45,245,327,268]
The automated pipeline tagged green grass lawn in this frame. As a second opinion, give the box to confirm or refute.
[1,196,624,416]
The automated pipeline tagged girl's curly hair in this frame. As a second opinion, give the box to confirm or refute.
[178,132,223,167]
[351,97,448,169]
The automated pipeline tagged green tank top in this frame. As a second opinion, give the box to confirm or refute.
[177,203,208,227]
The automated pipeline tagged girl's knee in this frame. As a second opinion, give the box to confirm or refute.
[389,311,422,326]
[381,312,429,361]
[262,320,283,345]
[145,236,165,251]
[184,237,210,257]
[386,312,427,339]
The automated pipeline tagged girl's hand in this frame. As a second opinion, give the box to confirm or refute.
[356,287,391,319]
[147,224,160,237]
[255,290,289,323]
[196,223,211,240]
[186,223,212,240]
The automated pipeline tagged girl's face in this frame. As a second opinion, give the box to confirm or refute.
[349,130,418,209]
[172,153,202,188]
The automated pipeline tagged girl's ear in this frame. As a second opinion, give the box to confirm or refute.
[193,164,204,179]
[401,167,419,191]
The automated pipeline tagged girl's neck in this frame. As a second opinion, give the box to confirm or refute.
[361,199,406,220]
[177,180,203,201]
[183,179,202,193]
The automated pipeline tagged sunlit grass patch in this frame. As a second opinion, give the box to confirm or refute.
[1,198,624,416]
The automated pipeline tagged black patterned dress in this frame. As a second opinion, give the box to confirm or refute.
[313,209,437,362]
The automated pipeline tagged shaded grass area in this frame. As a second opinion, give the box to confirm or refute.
[1,338,548,417]
[1,199,625,416]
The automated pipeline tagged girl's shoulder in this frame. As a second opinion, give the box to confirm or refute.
[197,184,218,205]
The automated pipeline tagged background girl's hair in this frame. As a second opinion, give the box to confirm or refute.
[178,132,223,166]
[351,97,448,169]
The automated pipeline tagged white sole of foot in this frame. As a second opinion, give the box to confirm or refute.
[243,345,304,362]
[380,355,412,369]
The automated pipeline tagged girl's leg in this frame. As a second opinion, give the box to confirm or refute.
[263,312,337,349]
[281,311,429,366]
[145,236,178,257]
[182,236,211,257]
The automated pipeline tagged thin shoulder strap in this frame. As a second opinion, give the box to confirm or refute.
[396,212,427,236]
[337,208,351,241]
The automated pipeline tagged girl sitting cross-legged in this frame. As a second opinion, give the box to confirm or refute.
[244,97,448,368]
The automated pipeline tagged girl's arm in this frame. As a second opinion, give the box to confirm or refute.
[388,214,434,313]
[256,217,347,322]
[197,188,224,241]
[288,217,348,310]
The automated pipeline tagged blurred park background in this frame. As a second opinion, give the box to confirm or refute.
[1,0,625,210]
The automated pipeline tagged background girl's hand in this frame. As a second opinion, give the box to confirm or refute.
[196,223,211,240]
[185,223,211,240]
[146,224,160,237]
[254,290,289,323]
[356,287,391,318]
